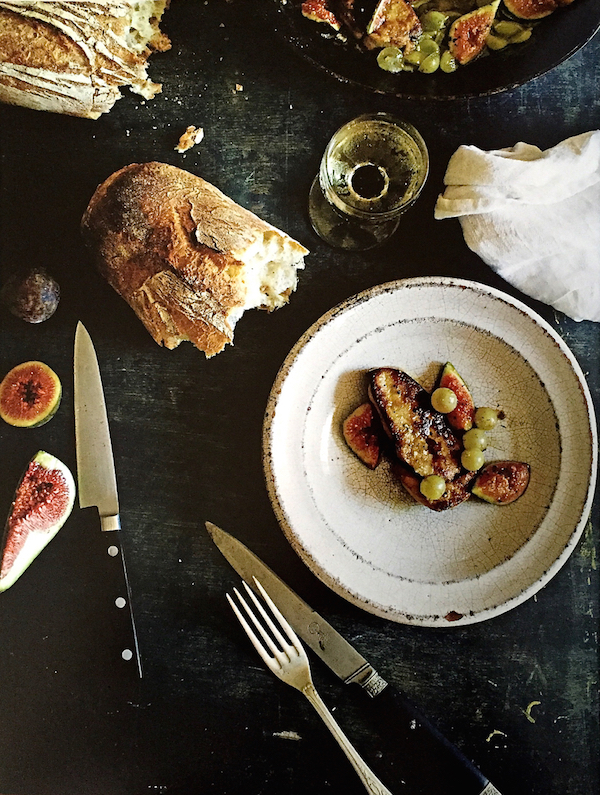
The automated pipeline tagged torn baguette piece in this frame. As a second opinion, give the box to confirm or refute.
[81,162,309,357]
[0,1,171,119]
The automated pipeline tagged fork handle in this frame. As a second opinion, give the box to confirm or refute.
[302,683,393,795]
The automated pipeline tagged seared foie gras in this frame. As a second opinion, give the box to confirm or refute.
[364,0,422,51]
[397,466,475,512]
[369,367,461,480]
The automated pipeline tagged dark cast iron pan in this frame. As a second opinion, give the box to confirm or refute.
[260,0,600,100]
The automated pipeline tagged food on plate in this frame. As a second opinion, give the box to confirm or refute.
[0,451,75,592]
[471,460,531,504]
[363,0,422,52]
[369,367,461,480]
[0,1,171,118]
[343,363,530,510]
[0,361,61,428]
[504,0,575,19]
[448,1,500,65]
[399,467,475,511]
[342,402,382,469]
[299,0,571,75]
[1,267,60,323]
[81,162,308,357]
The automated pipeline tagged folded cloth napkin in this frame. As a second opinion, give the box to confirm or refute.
[434,130,600,322]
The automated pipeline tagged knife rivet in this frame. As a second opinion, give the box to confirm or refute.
[122,649,133,661]
[115,597,126,609]
[108,545,119,557]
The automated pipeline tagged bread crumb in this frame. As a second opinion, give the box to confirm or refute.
[235,84,243,92]
[175,125,205,153]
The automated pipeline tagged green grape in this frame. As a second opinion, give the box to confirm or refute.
[475,407,499,430]
[431,387,458,413]
[461,448,485,471]
[421,10,448,32]
[420,52,440,73]
[493,20,525,38]
[377,47,404,73]
[405,50,424,65]
[510,27,532,43]
[418,37,440,56]
[486,33,508,51]
[463,428,488,450]
[440,50,457,73]
[420,475,446,501]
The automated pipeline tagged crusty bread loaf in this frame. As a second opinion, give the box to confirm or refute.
[0,1,170,119]
[81,162,309,357]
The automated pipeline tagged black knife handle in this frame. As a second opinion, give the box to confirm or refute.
[355,682,499,795]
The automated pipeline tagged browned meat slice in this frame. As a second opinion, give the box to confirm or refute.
[363,0,422,51]
[369,368,461,480]
[396,466,476,512]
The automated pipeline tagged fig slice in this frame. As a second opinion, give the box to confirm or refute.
[438,362,475,432]
[0,451,75,592]
[342,402,382,469]
[503,0,559,19]
[471,460,530,505]
[449,0,500,65]
[0,361,61,427]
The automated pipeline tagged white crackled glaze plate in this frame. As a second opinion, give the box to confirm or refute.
[263,278,597,627]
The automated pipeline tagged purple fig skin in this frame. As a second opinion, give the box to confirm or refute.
[1,268,60,323]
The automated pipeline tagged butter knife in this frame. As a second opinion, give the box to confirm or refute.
[74,322,142,678]
[206,521,501,795]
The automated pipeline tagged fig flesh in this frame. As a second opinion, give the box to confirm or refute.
[0,451,75,592]
[0,268,60,323]
[0,361,62,428]
[471,460,530,505]
[449,1,500,65]
[342,402,381,469]
[503,0,568,19]
[438,362,475,432]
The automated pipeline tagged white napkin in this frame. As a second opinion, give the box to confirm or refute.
[434,131,600,322]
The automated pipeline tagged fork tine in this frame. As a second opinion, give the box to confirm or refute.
[242,581,291,652]
[226,591,276,669]
[228,587,283,661]
[253,577,303,655]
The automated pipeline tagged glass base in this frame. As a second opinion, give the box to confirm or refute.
[308,176,400,251]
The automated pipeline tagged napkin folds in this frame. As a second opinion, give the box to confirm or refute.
[435,131,600,323]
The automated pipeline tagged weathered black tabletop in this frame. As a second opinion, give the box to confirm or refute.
[0,2,598,794]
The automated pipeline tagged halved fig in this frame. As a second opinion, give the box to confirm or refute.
[396,466,476,512]
[449,0,500,65]
[0,451,75,592]
[301,0,341,31]
[342,402,382,469]
[438,362,475,432]
[369,368,461,480]
[471,460,530,505]
[0,361,62,428]
[503,0,559,19]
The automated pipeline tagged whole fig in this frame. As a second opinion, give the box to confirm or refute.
[1,267,60,323]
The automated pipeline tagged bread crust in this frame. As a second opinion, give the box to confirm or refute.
[81,162,308,357]
[0,1,170,118]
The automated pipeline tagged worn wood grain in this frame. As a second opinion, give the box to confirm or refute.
[0,1,598,794]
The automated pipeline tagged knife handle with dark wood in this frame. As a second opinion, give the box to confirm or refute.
[354,681,500,795]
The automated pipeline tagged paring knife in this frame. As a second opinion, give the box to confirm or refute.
[74,322,142,678]
[206,521,501,795]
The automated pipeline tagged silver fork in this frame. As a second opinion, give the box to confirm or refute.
[227,578,393,795]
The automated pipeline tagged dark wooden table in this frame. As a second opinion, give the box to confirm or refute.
[0,2,598,794]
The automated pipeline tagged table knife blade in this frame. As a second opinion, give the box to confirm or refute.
[74,322,142,678]
[206,521,501,795]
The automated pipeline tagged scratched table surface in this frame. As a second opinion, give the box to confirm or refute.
[0,2,598,794]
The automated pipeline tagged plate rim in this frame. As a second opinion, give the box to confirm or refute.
[262,276,598,626]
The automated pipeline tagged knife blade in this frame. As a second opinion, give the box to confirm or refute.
[74,321,142,678]
[206,521,501,795]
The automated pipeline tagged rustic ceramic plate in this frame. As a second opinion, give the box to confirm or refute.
[262,0,600,100]
[263,278,597,626]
